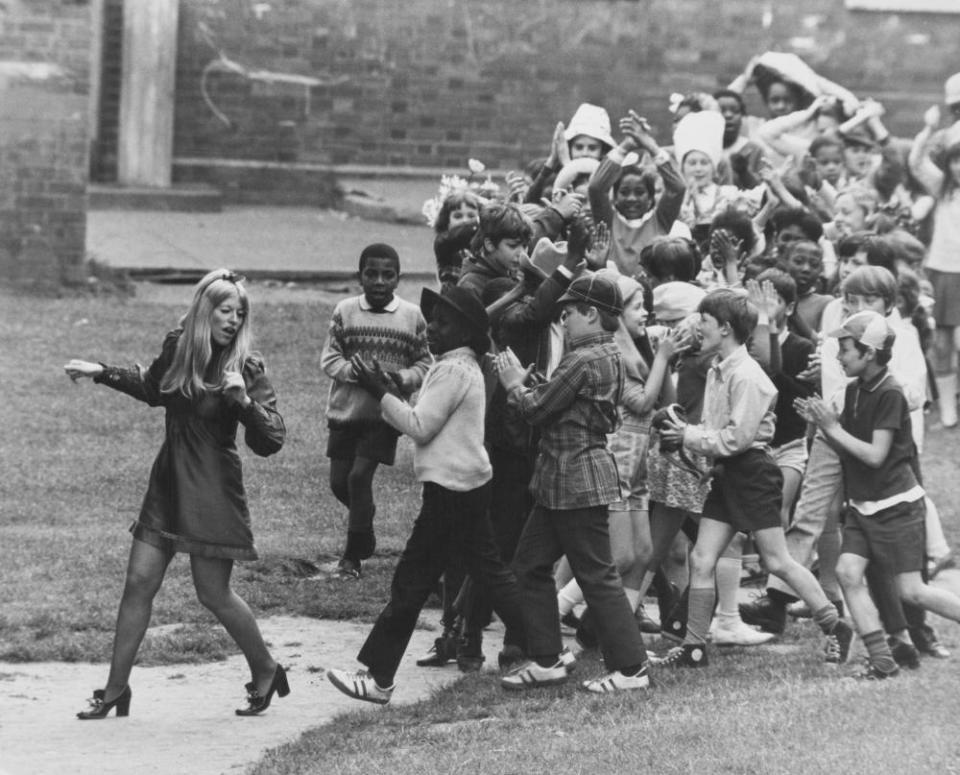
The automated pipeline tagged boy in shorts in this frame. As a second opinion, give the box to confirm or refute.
[655,289,852,668]
[320,243,431,578]
[799,311,960,678]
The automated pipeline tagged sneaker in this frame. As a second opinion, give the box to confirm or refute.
[648,643,708,668]
[581,667,650,693]
[327,668,393,705]
[738,594,786,634]
[500,660,568,691]
[888,636,920,670]
[824,620,854,665]
[911,628,951,659]
[336,557,361,580]
[635,604,661,634]
[416,633,457,668]
[710,618,776,647]
[851,661,899,681]
[660,614,686,643]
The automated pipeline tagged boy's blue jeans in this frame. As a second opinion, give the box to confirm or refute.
[358,481,526,685]
[512,504,647,671]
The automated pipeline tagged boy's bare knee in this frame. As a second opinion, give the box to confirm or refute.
[835,558,862,589]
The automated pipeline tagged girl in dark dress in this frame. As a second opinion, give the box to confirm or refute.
[64,269,288,718]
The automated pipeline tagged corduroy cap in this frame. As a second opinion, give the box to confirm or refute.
[557,272,623,316]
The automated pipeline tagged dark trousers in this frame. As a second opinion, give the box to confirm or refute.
[512,503,647,671]
[464,446,536,633]
[358,482,526,685]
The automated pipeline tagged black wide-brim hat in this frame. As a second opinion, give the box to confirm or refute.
[420,286,490,339]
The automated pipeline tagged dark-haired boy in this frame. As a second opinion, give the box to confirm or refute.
[752,269,816,527]
[799,311,960,678]
[779,239,832,337]
[320,243,431,579]
[458,203,533,298]
[654,289,851,668]
[495,274,651,693]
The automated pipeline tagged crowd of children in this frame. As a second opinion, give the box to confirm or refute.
[324,57,960,703]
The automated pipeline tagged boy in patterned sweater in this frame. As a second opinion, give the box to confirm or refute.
[320,243,431,578]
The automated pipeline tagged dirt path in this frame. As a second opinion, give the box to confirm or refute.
[0,615,495,775]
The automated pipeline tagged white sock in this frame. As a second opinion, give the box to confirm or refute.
[557,580,584,615]
[624,587,641,612]
[715,556,742,619]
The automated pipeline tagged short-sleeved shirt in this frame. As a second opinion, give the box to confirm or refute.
[839,369,919,503]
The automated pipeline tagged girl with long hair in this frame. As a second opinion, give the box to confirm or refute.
[64,269,288,719]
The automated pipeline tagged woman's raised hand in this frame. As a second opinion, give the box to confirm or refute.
[221,370,251,407]
[64,359,103,382]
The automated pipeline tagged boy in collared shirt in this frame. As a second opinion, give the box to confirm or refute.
[494,273,651,694]
[656,289,852,668]
[799,311,960,679]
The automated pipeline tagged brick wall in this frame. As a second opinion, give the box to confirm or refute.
[172,0,960,170]
[0,0,89,287]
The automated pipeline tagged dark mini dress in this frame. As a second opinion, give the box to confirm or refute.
[94,329,285,560]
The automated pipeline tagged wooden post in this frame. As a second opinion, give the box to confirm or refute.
[117,0,178,187]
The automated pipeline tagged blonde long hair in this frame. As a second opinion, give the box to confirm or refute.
[160,269,254,399]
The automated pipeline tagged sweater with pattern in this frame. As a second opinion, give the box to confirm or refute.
[321,294,431,424]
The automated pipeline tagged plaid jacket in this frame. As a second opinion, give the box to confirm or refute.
[508,332,622,509]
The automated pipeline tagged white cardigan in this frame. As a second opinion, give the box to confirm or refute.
[380,346,491,492]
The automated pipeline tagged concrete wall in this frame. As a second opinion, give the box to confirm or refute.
[172,0,960,170]
[0,1,90,287]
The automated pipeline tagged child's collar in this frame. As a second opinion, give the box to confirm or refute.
[857,365,890,392]
[360,294,399,312]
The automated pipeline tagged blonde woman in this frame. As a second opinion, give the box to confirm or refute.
[64,269,287,718]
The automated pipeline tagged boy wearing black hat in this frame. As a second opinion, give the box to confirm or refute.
[320,243,431,579]
[495,273,651,693]
[327,286,529,704]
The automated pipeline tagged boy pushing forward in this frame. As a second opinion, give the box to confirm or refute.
[799,311,960,679]
[656,289,852,668]
[320,243,431,579]
[495,274,651,693]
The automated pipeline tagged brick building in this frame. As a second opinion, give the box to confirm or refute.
[0,1,90,286]
[152,0,959,173]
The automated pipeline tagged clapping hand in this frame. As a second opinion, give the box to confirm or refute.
[794,395,838,431]
[351,355,402,400]
[492,347,534,391]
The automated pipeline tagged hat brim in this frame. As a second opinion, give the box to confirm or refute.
[420,287,489,339]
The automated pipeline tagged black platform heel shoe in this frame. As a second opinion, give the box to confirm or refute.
[76,686,131,720]
[235,664,290,716]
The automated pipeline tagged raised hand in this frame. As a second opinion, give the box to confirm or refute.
[585,221,610,269]
[504,170,529,203]
[64,359,103,382]
[923,105,941,131]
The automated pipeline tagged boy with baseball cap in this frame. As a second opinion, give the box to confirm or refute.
[798,310,960,678]
[494,273,651,694]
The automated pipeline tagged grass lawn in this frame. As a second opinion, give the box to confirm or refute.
[2,280,960,773]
